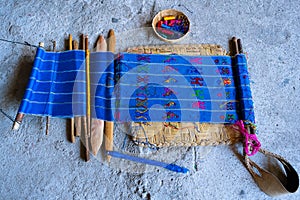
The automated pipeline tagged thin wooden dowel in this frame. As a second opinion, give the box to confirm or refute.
[85,35,91,137]
[84,35,90,161]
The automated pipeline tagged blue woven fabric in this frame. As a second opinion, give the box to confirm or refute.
[18,48,255,124]
[113,53,239,123]
[19,48,86,117]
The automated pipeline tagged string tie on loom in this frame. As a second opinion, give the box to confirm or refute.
[233,120,261,156]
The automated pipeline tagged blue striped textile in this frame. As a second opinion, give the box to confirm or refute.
[18,48,255,124]
[19,48,86,117]
[113,53,254,123]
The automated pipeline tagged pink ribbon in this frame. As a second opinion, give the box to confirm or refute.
[233,120,261,156]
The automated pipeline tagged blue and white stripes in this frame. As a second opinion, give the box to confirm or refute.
[19,48,86,117]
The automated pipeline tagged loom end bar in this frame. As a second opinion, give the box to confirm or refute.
[12,121,21,130]
[12,113,24,130]
[39,42,44,48]
[13,42,44,131]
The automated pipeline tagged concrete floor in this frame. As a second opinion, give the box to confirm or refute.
[0,0,299,199]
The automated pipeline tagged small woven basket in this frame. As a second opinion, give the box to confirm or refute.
[152,9,190,43]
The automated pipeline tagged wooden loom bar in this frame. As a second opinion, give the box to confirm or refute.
[12,42,45,130]
[12,113,24,130]
[231,37,255,136]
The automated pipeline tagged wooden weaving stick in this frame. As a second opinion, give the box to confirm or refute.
[45,41,57,135]
[105,29,115,162]
[89,35,106,156]
[84,35,91,161]
[72,40,82,137]
[68,34,76,143]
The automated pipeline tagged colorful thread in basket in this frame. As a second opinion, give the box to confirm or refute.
[156,15,189,40]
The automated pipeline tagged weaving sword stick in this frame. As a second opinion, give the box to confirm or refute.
[72,40,82,137]
[69,34,76,143]
[105,29,115,162]
[89,35,106,156]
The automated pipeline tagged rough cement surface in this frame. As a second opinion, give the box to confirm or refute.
[0,0,299,199]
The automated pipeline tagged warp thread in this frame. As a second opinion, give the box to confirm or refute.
[0,109,15,122]
[0,38,38,48]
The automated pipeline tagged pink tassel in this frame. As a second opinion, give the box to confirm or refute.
[233,120,261,156]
